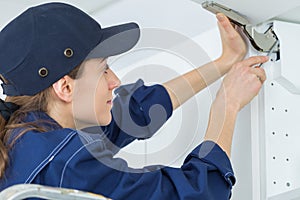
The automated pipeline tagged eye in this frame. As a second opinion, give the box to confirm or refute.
[104,65,109,74]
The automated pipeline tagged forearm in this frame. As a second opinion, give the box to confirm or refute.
[163,58,232,110]
[204,99,239,157]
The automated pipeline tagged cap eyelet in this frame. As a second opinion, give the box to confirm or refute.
[64,48,73,58]
[38,67,48,77]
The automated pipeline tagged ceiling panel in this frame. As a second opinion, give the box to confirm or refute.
[191,0,300,25]
[275,5,300,24]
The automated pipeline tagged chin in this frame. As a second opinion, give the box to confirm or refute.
[98,114,112,126]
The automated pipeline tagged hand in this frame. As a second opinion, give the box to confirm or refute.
[216,13,247,71]
[215,56,268,112]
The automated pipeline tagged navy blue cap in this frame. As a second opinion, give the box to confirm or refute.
[0,2,140,96]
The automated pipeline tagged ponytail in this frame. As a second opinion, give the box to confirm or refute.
[0,99,19,179]
[0,91,52,179]
[0,114,9,179]
[0,64,81,179]
[0,93,51,179]
[0,140,9,180]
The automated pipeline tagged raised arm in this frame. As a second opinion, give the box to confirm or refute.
[163,14,247,110]
[205,56,268,157]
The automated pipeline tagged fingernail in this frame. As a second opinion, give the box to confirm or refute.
[216,13,225,21]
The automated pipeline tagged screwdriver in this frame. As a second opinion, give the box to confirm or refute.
[258,40,279,67]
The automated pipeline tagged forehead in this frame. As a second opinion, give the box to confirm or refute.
[79,58,106,70]
[75,58,107,78]
[84,58,106,65]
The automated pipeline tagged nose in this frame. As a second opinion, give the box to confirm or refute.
[107,69,121,90]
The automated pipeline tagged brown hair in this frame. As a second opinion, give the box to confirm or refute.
[0,65,81,179]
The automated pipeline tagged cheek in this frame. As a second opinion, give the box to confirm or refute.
[94,79,112,125]
[72,76,102,127]
[95,78,108,105]
[72,86,97,127]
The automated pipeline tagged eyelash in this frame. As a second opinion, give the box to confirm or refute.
[104,65,109,74]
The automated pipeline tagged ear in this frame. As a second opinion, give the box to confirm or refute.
[52,75,74,103]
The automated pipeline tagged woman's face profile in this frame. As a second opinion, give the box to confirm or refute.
[72,58,121,129]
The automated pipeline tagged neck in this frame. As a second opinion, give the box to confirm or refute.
[47,102,75,129]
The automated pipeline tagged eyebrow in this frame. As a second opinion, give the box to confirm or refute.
[101,57,108,64]
[97,63,109,74]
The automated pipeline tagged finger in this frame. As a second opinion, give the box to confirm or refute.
[251,67,267,82]
[216,13,237,37]
[251,74,264,85]
[241,56,269,68]
[216,13,232,29]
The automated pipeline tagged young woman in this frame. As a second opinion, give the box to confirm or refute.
[0,2,267,199]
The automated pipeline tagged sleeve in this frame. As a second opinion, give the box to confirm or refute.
[102,79,173,148]
[42,140,235,200]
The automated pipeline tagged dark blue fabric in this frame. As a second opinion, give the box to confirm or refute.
[0,82,235,200]
[82,79,173,153]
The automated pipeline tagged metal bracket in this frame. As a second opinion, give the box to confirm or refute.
[200,1,280,53]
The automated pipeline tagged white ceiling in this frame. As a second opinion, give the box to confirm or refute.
[276,5,300,24]
[0,0,115,28]
[1,0,300,29]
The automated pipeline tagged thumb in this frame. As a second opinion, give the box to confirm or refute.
[216,13,237,39]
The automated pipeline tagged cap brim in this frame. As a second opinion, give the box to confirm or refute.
[86,22,140,59]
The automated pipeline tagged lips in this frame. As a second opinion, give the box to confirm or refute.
[107,100,112,105]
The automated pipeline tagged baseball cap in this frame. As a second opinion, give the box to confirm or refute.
[0,2,140,96]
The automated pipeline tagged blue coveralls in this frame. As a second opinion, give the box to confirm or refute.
[0,80,235,200]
